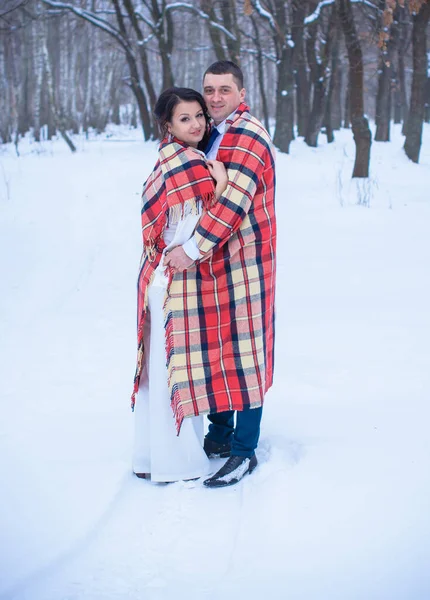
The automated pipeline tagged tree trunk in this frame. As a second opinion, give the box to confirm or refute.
[337,0,372,178]
[374,59,394,141]
[375,4,399,142]
[111,66,121,125]
[425,76,430,123]
[404,1,430,163]
[0,36,11,143]
[131,103,137,128]
[220,0,241,64]
[331,60,343,130]
[394,43,406,125]
[292,0,310,137]
[395,9,410,134]
[201,0,227,61]
[6,32,19,145]
[306,7,338,147]
[273,0,295,152]
[150,0,174,90]
[324,14,341,143]
[67,16,79,133]
[251,15,270,132]
[121,0,157,136]
[273,45,295,152]
[33,10,44,141]
[344,71,351,128]
[41,21,76,152]
[82,13,93,132]
[18,23,31,136]
[305,50,325,147]
[112,0,151,139]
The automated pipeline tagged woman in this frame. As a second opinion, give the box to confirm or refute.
[132,88,228,482]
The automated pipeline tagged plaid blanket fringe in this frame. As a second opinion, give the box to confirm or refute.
[144,198,204,263]
[131,139,215,411]
[163,287,185,433]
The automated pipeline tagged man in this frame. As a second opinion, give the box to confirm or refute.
[164,61,276,488]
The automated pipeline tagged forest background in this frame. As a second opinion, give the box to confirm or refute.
[1,0,430,177]
[1,3,430,598]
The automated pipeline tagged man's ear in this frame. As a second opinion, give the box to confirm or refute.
[240,88,246,103]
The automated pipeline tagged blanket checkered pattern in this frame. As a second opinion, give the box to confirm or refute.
[132,139,215,409]
[162,103,277,432]
[140,139,215,263]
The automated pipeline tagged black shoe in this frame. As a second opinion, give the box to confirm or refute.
[203,437,231,459]
[203,454,257,488]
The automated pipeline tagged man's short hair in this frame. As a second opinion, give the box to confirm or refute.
[203,60,244,90]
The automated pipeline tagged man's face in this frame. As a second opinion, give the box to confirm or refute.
[203,73,246,125]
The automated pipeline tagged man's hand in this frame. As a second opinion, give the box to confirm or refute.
[163,246,194,272]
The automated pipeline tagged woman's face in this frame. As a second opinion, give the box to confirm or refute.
[167,100,206,147]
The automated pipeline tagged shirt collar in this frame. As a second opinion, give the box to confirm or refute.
[214,110,237,135]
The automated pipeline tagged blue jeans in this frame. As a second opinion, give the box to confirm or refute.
[206,407,263,458]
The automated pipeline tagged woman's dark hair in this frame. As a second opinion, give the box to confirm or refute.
[154,87,211,150]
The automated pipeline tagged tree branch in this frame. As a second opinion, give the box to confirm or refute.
[305,0,381,25]
[164,2,237,40]
[40,0,131,53]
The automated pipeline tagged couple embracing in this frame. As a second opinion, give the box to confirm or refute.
[131,60,277,488]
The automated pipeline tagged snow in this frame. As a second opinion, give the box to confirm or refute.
[216,458,251,484]
[254,0,277,31]
[1,123,430,600]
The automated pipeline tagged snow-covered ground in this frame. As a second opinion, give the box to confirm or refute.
[1,124,429,600]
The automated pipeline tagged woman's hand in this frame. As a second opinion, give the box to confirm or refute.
[207,160,228,200]
[163,246,194,272]
[207,160,227,185]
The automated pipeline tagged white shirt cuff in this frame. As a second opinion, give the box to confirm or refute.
[182,237,201,261]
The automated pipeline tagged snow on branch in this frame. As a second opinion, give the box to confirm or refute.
[252,1,277,31]
[165,2,236,40]
[304,0,335,25]
[132,10,157,32]
[304,0,380,26]
[40,0,128,47]
[242,47,277,63]
[53,5,157,33]
[137,32,155,46]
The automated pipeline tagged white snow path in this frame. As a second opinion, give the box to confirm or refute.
[1,125,430,599]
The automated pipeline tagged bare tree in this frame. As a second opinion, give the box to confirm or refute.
[337,0,372,177]
[393,5,410,127]
[305,4,339,147]
[404,0,430,163]
[41,15,77,150]
[252,1,296,153]
[323,10,342,142]
[0,0,426,172]
[374,0,399,142]
[292,0,310,137]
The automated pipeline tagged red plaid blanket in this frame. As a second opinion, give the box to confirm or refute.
[132,139,215,407]
[133,104,277,434]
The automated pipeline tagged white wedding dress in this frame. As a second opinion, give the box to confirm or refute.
[132,204,211,482]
